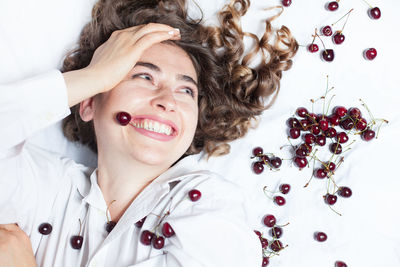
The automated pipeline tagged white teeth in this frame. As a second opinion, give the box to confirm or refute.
[132,119,173,136]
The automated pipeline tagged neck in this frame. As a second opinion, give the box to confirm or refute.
[96,148,169,222]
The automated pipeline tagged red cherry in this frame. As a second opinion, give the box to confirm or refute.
[340,118,354,130]
[271,157,282,169]
[314,231,328,242]
[326,162,336,171]
[252,147,263,156]
[300,143,312,153]
[135,217,146,228]
[263,214,276,227]
[262,257,270,266]
[322,49,335,62]
[188,189,202,201]
[140,230,155,246]
[338,186,352,198]
[260,155,270,164]
[296,107,309,118]
[324,194,337,205]
[315,135,326,146]
[254,230,262,237]
[162,222,175,238]
[295,147,307,157]
[279,184,291,194]
[38,223,52,235]
[362,129,375,141]
[333,32,345,45]
[310,125,321,135]
[116,111,131,126]
[336,132,349,143]
[308,44,319,53]
[356,118,368,131]
[326,1,339,11]
[70,235,83,249]
[321,25,333,36]
[270,226,283,238]
[325,127,337,138]
[287,117,300,128]
[299,119,311,130]
[364,48,377,60]
[333,106,347,117]
[252,161,264,174]
[368,7,381,19]
[260,237,269,248]
[335,261,348,267]
[152,236,165,249]
[270,240,284,252]
[330,143,342,154]
[281,0,292,7]
[274,196,286,206]
[289,128,301,139]
[348,107,362,119]
[319,120,329,131]
[315,168,327,179]
[294,157,308,168]
[304,133,316,144]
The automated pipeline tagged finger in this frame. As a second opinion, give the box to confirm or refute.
[123,23,179,36]
[134,30,181,52]
[0,224,19,232]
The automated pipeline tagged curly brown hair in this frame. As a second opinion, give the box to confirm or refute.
[61,0,298,157]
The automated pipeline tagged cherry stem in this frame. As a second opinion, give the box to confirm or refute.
[314,30,327,51]
[340,8,353,32]
[361,0,373,8]
[328,203,342,216]
[263,186,274,200]
[106,200,116,223]
[331,8,354,31]
[78,219,82,236]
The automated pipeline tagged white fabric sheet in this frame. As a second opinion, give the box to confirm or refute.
[1,0,399,266]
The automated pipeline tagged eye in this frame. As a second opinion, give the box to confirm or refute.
[132,73,152,81]
[180,87,195,97]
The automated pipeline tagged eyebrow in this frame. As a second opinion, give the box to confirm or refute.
[135,61,198,88]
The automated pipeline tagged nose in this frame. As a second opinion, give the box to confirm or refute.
[151,88,176,112]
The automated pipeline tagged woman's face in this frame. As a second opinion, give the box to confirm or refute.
[86,43,199,168]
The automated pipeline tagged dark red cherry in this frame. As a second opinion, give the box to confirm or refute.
[162,222,175,238]
[300,143,312,153]
[296,107,309,118]
[348,107,362,119]
[152,236,165,249]
[326,162,336,171]
[308,44,319,53]
[368,7,381,19]
[274,196,286,206]
[325,127,337,138]
[280,184,291,194]
[287,117,301,128]
[364,48,377,60]
[270,227,283,239]
[263,214,276,227]
[322,49,335,62]
[271,157,282,169]
[296,147,307,157]
[289,128,301,139]
[252,147,263,156]
[324,194,337,205]
[333,32,345,45]
[315,135,326,146]
[262,257,270,266]
[281,0,292,7]
[299,119,311,130]
[321,25,333,36]
[338,186,352,198]
[340,118,354,130]
[140,230,155,246]
[336,132,349,143]
[326,1,339,11]
[362,129,375,141]
[270,240,284,252]
[330,143,342,154]
[188,189,202,201]
[116,111,131,126]
[260,155,270,164]
[294,157,308,168]
[252,161,264,174]
[319,120,329,131]
[333,106,347,118]
[38,223,52,235]
[315,168,327,179]
[356,118,368,131]
[304,133,316,144]
[310,125,321,135]
[260,237,269,248]
[254,230,262,237]
[328,115,340,126]
[335,261,348,267]
[314,231,328,242]
[70,235,83,249]
[135,217,146,228]
[106,221,117,233]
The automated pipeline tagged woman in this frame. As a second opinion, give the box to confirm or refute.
[0,0,297,266]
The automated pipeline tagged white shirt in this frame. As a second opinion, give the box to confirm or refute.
[0,70,261,267]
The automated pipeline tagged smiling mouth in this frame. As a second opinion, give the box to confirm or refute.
[131,118,175,136]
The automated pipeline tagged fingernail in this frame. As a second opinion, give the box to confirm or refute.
[168,28,180,35]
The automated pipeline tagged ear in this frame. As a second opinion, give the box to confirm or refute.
[79,96,96,122]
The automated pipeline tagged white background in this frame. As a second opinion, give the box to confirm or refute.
[1,0,399,266]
